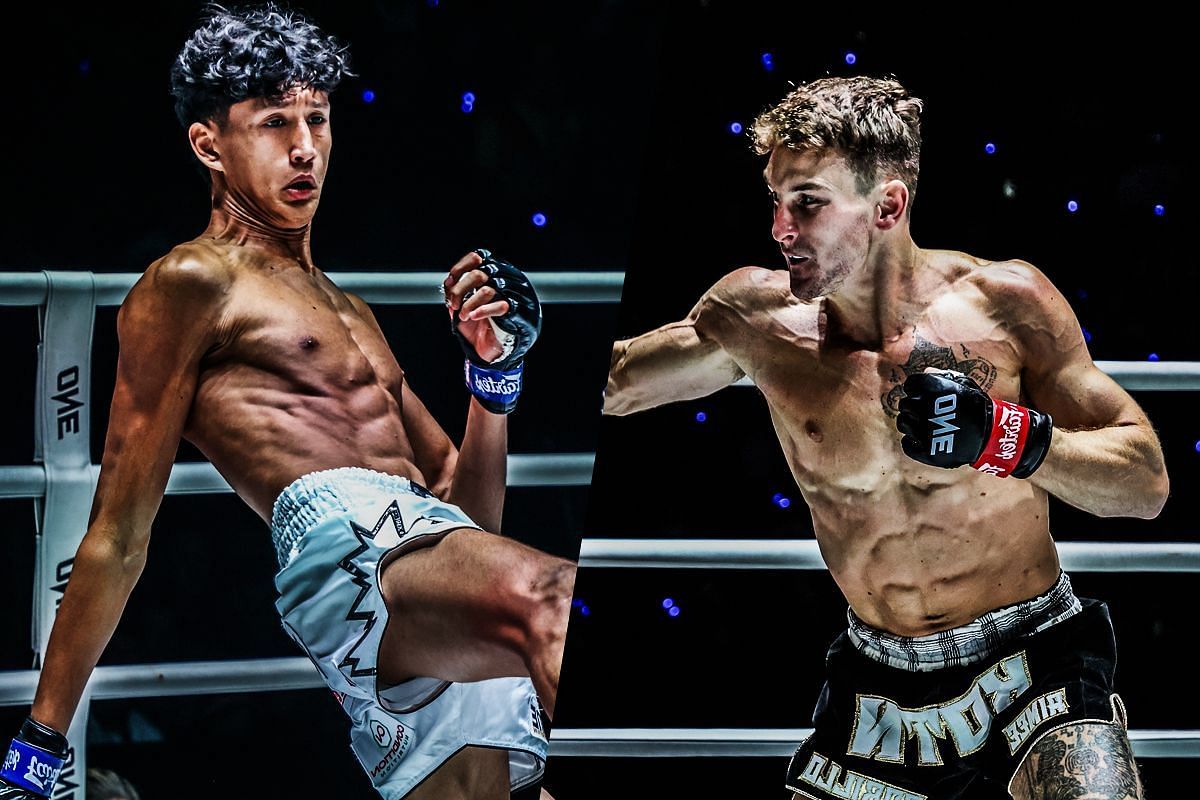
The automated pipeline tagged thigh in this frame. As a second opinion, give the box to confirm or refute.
[377,527,569,685]
[406,745,510,800]
[1010,722,1142,800]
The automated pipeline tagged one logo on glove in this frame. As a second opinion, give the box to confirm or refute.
[928,394,959,455]
[2,749,17,774]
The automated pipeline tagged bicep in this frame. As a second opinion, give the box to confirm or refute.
[1013,270,1147,431]
[89,272,221,539]
[607,319,743,412]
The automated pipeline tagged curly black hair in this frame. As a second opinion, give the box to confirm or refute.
[170,2,354,127]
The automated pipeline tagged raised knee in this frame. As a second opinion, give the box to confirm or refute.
[516,558,574,641]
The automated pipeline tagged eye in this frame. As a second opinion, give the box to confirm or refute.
[799,194,820,206]
[263,118,285,128]
[309,114,327,125]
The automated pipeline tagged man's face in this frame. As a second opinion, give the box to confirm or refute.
[210,87,331,228]
[764,147,875,300]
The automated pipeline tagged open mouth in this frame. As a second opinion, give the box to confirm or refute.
[785,254,810,266]
[285,178,317,191]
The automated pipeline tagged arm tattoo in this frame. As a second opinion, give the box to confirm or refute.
[1028,723,1141,799]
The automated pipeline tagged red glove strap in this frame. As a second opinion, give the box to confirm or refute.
[970,398,1031,478]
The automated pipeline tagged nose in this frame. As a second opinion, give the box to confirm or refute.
[291,121,317,164]
[771,202,796,246]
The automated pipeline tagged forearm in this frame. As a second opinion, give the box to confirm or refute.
[446,397,507,532]
[30,530,146,733]
[1030,423,1168,518]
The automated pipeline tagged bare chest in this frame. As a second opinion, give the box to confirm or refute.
[745,309,1022,487]
[208,272,403,391]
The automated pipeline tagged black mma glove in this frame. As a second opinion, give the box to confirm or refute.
[896,371,1053,479]
[450,249,542,414]
[1,718,69,798]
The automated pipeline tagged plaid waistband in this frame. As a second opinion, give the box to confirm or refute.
[846,572,1082,672]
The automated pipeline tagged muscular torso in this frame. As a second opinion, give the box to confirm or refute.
[171,240,425,520]
[704,253,1059,636]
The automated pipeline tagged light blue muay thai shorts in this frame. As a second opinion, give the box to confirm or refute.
[271,467,547,798]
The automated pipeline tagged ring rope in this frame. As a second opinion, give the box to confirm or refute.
[577,539,1200,573]
[0,270,625,307]
[0,453,596,500]
[545,727,1200,759]
[733,360,1200,391]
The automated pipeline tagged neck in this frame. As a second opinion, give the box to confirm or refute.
[824,233,924,347]
[203,184,314,267]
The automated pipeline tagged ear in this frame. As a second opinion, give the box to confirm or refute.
[874,180,910,230]
[188,121,224,174]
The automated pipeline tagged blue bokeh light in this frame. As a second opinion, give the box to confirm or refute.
[662,598,674,609]
[729,122,744,135]
[1194,440,1200,454]
[1148,353,1160,362]
[761,52,775,71]
[1154,204,1166,216]
[845,52,857,65]
[985,142,996,155]
[779,498,792,508]
[695,411,707,423]
[532,212,547,227]
[580,605,591,616]
[1067,200,1079,213]
[668,606,681,618]
[1082,328,1093,343]
[362,89,376,104]
[461,102,474,114]
[572,598,582,608]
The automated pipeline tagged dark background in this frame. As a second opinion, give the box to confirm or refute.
[0,2,656,797]
[549,4,1198,799]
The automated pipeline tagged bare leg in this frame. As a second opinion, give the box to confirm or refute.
[1010,722,1143,799]
[377,528,575,716]
[406,746,509,800]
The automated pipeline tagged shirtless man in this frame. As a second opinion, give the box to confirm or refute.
[605,76,1167,799]
[1,6,572,799]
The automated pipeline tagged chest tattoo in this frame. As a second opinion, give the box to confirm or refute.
[882,333,998,416]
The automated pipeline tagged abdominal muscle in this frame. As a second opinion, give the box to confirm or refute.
[184,364,425,523]
[776,411,1061,638]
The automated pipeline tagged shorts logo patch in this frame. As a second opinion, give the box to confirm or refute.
[371,720,393,749]
[848,651,1032,766]
[793,751,927,800]
[368,720,412,780]
[1003,688,1070,754]
[531,698,547,741]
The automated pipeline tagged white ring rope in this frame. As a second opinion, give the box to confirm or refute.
[577,539,1200,573]
[0,454,596,500]
[0,270,625,307]
[733,360,1200,391]
[545,728,1200,760]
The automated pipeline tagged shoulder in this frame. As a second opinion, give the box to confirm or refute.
[954,255,1081,353]
[120,241,235,331]
[131,241,235,304]
[961,257,1065,312]
[694,266,789,317]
